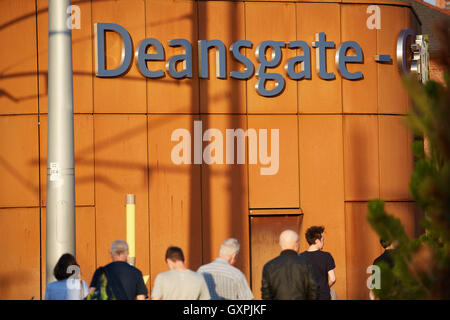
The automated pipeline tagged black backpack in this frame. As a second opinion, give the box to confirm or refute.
[85,267,116,300]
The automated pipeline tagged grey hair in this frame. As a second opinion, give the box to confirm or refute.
[110,240,129,256]
[219,238,240,258]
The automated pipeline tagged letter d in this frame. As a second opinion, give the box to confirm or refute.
[95,23,133,77]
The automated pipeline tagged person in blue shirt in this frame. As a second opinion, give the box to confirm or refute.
[44,253,89,300]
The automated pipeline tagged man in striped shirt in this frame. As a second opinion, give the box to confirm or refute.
[197,238,254,300]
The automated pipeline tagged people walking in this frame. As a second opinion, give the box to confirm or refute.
[197,238,253,300]
[261,230,318,300]
[89,240,148,300]
[369,238,397,300]
[44,253,89,300]
[151,246,210,300]
[299,226,336,300]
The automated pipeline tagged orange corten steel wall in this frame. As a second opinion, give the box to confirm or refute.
[0,0,421,300]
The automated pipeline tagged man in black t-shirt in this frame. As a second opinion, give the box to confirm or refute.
[299,226,336,300]
[89,240,148,300]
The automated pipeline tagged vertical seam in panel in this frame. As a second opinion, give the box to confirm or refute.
[340,6,346,205]
[340,5,346,197]
[90,0,97,270]
[144,0,148,116]
[404,7,409,114]
[339,3,350,300]
[295,2,301,212]
[34,0,43,300]
[376,5,381,201]
[339,2,348,300]
[377,114,381,199]
[244,0,250,213]
[295,2,299,116]
[196,0,204,266]
[343,201,349,299]
[297,113,301,209]
[376,6,381,201]
[376,6,379,114]
[248,215,253,291]
[144,0,151,289]
[340,3,343,115]
[243,2,252,290]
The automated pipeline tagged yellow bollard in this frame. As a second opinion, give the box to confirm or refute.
[126,194,136,266]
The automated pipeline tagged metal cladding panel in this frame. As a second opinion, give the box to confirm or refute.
[343,115,380,201]
[92,0,147,113]
[245,2,297,114]
[0,115,39,207]
[248,115,300,209]
[342,4,378,113]
[345,202,383,300]
[0,0,38,115]
[299,115,347,299]
[250,215,302,300]
[39,114,95,207]
[377,5,410,115]
[148,114,202,289]
[93,114,149,277]
[201,115,250,279]
[0,208,41,300]
[297,3,342,114]
[379,115,414,201]
[74,206,97,291]
[384,202,418,238]
[198,1,246,114]
[146,0,199,114]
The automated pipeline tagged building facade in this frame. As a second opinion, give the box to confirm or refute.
[0,0,423,300]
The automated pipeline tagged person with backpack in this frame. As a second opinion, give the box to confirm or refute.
[88,240,148,300]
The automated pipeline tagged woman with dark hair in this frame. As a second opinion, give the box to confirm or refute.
[44,253,89,300]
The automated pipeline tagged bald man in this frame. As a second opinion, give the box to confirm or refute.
[261,230,318,300]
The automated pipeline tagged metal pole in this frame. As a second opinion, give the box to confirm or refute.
[46,0,75,284]
[126,194,136,266]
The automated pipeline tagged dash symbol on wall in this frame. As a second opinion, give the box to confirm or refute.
[374,55,392,63]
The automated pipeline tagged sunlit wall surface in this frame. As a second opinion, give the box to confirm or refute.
[0,0,421,300]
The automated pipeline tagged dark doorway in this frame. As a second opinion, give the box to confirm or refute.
[249,214,303,300]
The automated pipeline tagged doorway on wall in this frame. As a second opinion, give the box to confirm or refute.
[249,211,303,300]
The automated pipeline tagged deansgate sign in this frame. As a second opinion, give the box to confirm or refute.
[94,23,424,97]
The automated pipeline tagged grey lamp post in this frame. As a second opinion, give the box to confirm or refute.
[46,0,76,284]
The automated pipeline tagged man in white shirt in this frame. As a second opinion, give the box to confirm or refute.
[197,238,254,300]
[151,246,210,300]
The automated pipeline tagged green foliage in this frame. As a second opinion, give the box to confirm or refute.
[367,22,450,299]
[368,200,430,299]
